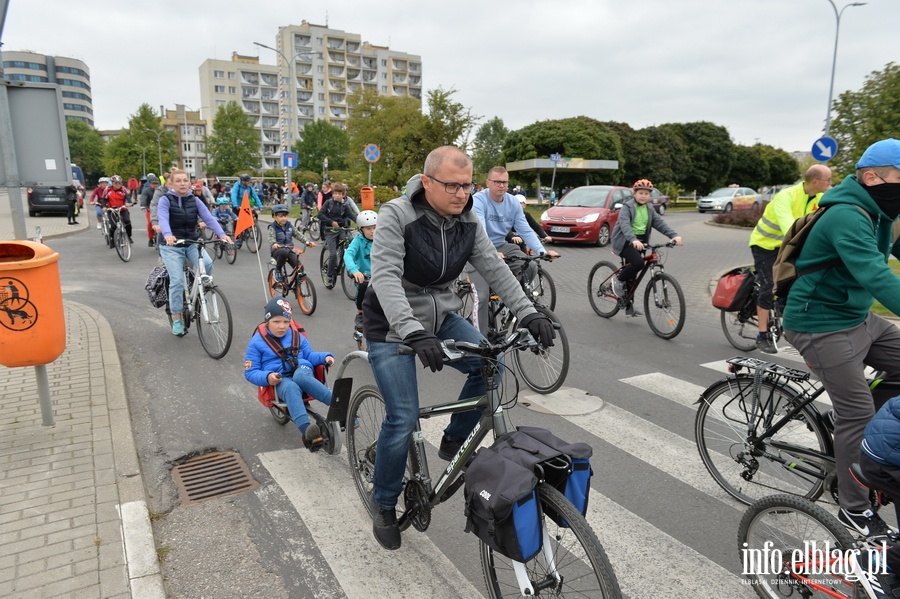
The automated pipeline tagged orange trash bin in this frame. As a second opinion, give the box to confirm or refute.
[0,241,66,367]
[360,186,375,211]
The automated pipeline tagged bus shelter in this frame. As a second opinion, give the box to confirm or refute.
[506,158,619,201]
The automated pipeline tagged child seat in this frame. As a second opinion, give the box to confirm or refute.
[254,319,326,408]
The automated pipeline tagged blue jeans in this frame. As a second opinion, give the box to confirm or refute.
[369,312,490,509]
[159,244,213,314]
[276,365,332,430]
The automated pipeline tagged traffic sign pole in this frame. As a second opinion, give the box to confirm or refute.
[363,144,380,187]
[548,153,561,206]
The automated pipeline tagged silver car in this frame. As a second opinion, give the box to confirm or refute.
[697,187,759,213]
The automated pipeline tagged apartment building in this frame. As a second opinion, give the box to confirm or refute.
[1,50,94,126]
[199,21,422,171]
[161,105,208,179]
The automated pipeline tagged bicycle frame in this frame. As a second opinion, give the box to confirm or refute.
[622,248,665,302]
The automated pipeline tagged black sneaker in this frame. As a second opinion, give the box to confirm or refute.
[325,278,335,290]
[625,302,642,317]
[851,548,900,598]
[148,238,155,247]
[756,334,778,354]
[369,492,401,550]
[839,507,892,537]
[302,423,324,452]
[438,434,464,461]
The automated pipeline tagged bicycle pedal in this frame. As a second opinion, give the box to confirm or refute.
[306,437,325,452]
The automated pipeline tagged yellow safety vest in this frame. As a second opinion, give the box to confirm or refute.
[749,183,822,250]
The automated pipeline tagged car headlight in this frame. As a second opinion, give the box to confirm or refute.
[577,213,600,223]
[540,211,549,222]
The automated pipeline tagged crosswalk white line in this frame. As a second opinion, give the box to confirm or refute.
[259,449,487,599]
[620,372,707,410]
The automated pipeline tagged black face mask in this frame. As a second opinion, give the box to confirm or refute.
[863,181,900,219]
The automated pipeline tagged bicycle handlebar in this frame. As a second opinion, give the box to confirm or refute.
[172,238,225,247]
[398,321,561,363]
[503,253,558,265]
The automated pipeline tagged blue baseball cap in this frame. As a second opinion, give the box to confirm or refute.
[856,138,900,169]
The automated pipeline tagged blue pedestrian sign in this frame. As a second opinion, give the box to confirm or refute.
[364,144,381,164]
[811,137,838,162]
[550,153,561,163]
[282,152,298,169]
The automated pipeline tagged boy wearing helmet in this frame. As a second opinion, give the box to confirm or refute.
[212,197,239,231]
[345,210,377,329]
[268,204,314,282]
[610,179,682,316]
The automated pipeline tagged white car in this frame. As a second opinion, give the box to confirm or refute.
[697,187,759,213]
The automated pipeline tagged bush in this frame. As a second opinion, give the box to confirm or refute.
[711,204,764,228]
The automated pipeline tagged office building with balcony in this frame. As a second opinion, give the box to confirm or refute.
[199,22,422,171]
[1,50,94,126]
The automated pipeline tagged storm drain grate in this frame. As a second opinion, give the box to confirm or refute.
[171,451,258,505]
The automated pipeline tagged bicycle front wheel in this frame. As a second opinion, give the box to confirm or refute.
[695,377,830,505]
[114,228,131,262]
[510,306,569,394]
[721,307,759,352]
[346,385,411,522]
[341,264,356,301]
[536,268,557,312]
[319,247,332,285]
[587,261,621,318]
[246,223,262,254]
[738,494,856,599]
[309,219,320,241]
[196,287,233,359]
[481,483,622,599]
[225,243,237,264]
[643,273,685,339]
[295,275,317,315]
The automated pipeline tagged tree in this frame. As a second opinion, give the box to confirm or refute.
[727,145,770,191]
[66,120,105,184]
[757,144,799,185]
[503,117,623,186]
[421,87,478,151]
[604,122,691,187]
[346,87,426,187]
[294,119,349,174]
[103,104,177,178]
[206,102,260,176]
[830,62,900,176]
[471,117,509,180]
[664,122,735,194]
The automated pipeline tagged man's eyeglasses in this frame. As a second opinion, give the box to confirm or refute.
[426,175,474,195]
[488,179,510,186]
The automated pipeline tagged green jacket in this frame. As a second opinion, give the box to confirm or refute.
[783,175,900,333]
[748,182,821,250]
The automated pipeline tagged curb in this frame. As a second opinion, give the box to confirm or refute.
[75,302,167,598]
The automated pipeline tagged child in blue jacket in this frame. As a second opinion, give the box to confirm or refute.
[344,209,376,330]
[244,297,334,449]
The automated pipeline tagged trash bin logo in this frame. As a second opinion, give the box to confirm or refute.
[0,277,38,331]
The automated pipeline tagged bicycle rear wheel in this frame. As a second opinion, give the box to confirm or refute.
[294,275,317,315]
[534,268,556,312]
[319,247,333,285]
[267,269,285,298]
[455,277,476,325]
[114,227,131,262]
[509,306,569,394]
[587,261,621,318]
[481,483,622,599]
[346,385,411,522]
[225,243,237,264]
[196,286,233,359]
[721,306,759,352]
[643,272,685,339]
[738,494,857,599]
[695,377,830,505]
[309,219,320,241]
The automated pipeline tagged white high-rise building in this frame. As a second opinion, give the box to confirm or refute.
[199,21,422,171]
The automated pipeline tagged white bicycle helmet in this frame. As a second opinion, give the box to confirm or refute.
[356,210,378,227]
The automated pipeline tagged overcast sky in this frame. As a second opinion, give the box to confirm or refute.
[2,0,897,154]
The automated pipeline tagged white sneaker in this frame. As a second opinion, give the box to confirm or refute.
[612,277,626,298]
[96,223,102,229]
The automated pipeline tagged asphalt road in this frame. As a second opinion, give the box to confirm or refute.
[48,209,785,598]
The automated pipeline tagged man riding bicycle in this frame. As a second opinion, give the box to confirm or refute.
[362,146,556,551]
[102,175,135,244]
[469,166,559,333]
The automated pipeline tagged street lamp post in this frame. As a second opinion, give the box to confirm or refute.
[137,145,151,177]
[823,0,866,138]
[144,128,164,175]
[254,41,313,190]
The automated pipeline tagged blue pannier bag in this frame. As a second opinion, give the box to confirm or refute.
[493,427,593,527]
[464,445,542,562]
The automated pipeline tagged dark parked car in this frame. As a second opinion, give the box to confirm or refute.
[540,185,633,246]
[27,184,72,216]
[650,188,670,214]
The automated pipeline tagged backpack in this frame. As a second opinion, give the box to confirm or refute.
[772,205,900,301]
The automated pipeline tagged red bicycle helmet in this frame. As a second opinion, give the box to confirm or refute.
[632,179,654,191]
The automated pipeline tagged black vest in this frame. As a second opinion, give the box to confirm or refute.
[270,221,294,246]
[166,192,199,240]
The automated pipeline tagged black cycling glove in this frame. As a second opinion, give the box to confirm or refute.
[520,312,556,349]
[403,330,444,372]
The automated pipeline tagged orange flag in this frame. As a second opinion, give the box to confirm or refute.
[234,190,254,238]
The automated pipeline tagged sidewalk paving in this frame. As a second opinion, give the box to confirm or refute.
[0,188,91,242]
[0,291,165,596]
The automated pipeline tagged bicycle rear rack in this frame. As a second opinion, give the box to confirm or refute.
[725,356,810,382]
